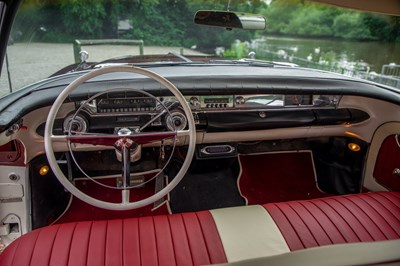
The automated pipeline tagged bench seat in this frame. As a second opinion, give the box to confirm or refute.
[1,191,399,265]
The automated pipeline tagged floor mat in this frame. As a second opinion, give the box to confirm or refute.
[54,173,169,224]
[238,151,329,205]
[170,163,245,213]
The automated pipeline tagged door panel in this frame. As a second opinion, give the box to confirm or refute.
[373,135,400,191]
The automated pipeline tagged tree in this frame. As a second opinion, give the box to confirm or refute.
[363,14,400,42]
[62,0,107,39]
[332,13,372,40]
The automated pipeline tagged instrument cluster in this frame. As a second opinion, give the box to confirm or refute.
[62,94,341,134]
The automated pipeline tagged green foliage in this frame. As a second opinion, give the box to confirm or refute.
[332,13,372,40]
[223,41,249,59]
[61,0,106,38]
[362,14,400,42]
[261,0,300,34]
[263,0,398,41]
[10,0,399,51]
[284,7,334,36]
[123,0,189,46]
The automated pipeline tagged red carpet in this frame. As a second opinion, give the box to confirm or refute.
[55,174,169,224]
[238,151,329,205]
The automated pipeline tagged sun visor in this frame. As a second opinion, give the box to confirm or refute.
[311,0,400,16]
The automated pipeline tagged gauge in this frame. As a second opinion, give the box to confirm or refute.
[165,110,187,131]
[63,114,88,133]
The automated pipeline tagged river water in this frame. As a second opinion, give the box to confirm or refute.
[255,36,400,73]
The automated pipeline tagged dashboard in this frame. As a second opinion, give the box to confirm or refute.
[2,63,400,165]
[34,93,372,138]
[83,94,340,113]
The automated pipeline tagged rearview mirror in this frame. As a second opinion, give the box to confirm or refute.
[194,10,266,30]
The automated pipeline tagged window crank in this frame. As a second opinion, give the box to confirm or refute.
[393,168,400,177]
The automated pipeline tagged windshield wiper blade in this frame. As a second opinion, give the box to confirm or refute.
[91,53,199,69]
[242,58,298,67]
[167,52,192,62]
[209,58,298,67]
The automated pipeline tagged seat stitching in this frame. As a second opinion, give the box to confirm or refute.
[389,192,400,199]
[120,219,125,265]
[66,222,78,266]
[9,230,22,266]
[357,195,399,237]
[274,203,306,249]
[136,218,141,266]
[298,201,334,245]
[286,203,319,246]
[28,228,46,265]
[181,213,194,266]
[364,193,400,222]
[48,224,62,265]
[309,201,346,243]
[314,199,361,242]
[166,216,177,266]
[194,212,211,264]
[151,217,159,266]
[104,220,108,266]
[345,196,390,239]
[121,220,125,266]
[377,192,400,207]
[329,198,374,240]
[85,222,93,266]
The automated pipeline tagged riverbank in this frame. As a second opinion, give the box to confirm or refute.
[255,36,400,72]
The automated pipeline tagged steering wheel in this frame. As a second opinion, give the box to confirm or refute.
[44,66,196,210]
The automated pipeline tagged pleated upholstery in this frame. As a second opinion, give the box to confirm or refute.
[1,192,399,265]
[263,191,400,251]
[0,211,227,266]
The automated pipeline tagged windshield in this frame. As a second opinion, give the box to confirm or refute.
[1,0,399,97]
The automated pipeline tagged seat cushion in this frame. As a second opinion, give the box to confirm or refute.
[0,211,227,266]
[264,191,400,251]
[1,192,399,265]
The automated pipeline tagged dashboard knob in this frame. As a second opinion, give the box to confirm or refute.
[189,97,200,108]
[175,120,182,128]
[235,96,245,105]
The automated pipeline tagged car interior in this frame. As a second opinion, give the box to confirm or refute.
[0,0,399,265]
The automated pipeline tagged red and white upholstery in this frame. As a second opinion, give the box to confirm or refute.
[1,192,399,266]
[264,192,400,251]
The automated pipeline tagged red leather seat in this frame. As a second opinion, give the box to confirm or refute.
[1,192,399,266]
[0,211,227,266]
[264,191,400,251]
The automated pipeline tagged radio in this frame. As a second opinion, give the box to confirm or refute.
[200,96,233,109]
[96,97,156,113]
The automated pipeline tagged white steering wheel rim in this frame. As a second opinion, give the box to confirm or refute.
[44,66,196,210]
